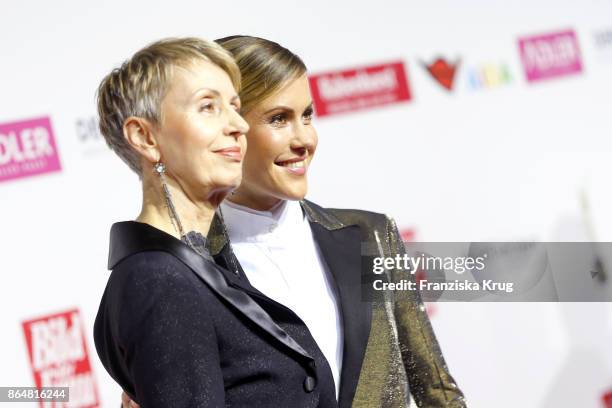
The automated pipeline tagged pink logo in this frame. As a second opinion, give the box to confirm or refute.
[22,309,100,407]
[309,61,411,117]
[518,29,583,82]
[0,117,62,183]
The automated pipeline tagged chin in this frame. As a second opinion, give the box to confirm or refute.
[279,186,308,201]
[209,176,241,195]
[223,172,243,188]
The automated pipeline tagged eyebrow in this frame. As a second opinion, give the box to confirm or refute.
[191,87,220,98]
[191,87,240,103]
[261,102,313,115]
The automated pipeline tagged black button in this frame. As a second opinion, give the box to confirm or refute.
[303,376,316,392]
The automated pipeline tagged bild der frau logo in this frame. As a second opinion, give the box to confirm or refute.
[0,117,62,183]
[22,309,100,407]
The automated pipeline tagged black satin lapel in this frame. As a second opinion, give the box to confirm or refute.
[175,249,315,361]
[310,223,372,408]
[212,243,269,299]
[109,222,314,365]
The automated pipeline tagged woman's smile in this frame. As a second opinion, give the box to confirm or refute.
[275,154,308,175]
[213,145,243,161]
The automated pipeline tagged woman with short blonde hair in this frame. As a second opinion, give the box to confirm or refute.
[95,37,333,407]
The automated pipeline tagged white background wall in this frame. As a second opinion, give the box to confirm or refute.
[1,0,612,407]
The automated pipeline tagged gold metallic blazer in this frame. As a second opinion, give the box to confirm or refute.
[206,199,467,408]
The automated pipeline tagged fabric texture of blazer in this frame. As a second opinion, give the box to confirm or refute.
[94,221,337,408]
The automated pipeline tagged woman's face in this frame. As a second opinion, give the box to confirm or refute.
[156,59,249,201]
[232,74,318,210]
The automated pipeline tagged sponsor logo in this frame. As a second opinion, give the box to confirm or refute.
[381,227,444,316]
[400,228,416,242]
[594,29,612,62]
[309,61,411,117]
[595,29,612,48]
[0,117,61,183]
[422,58,460,91]
[399,227,438,316]
[76,116,102,143]
[603,389,612,408]
[518,29,583,82]
[466,62,513,90]
[76,116,107,156]
[22,309,100,407]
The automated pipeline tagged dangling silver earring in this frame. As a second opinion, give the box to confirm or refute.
[154,161,189,242]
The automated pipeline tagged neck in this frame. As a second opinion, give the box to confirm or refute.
[226,189,284,212]
[136,172,217,239]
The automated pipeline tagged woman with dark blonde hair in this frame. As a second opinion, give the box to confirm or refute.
[120,36,467,407]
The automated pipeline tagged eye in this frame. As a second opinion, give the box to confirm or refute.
[302,107,314,124]
[229,96,242,113]
[269,113,288,126]
[198,99,219,114]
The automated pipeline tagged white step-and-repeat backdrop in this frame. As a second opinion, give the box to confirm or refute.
[2,1,612,407]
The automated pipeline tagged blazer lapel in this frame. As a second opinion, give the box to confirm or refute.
[207,213,272,299]
[309,222,372,408]
[108,221,315,367]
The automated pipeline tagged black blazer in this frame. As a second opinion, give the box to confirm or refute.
[94,221,337,408]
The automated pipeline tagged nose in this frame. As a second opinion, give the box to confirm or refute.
[290,121,317,154]
[225,108,249,140]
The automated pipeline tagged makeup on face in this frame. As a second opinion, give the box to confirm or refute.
[231,75,318,211]
[157,60,249,200]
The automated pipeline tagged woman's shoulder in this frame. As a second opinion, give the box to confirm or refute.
[111,250,191,284]
[301,199,393,231]
[106,221,209,291]
[104,251,203,312]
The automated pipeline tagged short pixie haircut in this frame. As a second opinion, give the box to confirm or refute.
[215,36,307,115]
[97,37,241,176]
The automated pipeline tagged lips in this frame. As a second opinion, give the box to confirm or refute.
[275,156,307,175]
[214,146,242,161]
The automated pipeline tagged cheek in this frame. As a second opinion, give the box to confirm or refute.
[159,131,188,166]
[310,129,319,152]
[162,119,203,156]
[246,128,284,165]
[191,120,221,147]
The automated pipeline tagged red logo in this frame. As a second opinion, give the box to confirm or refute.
[22,309,100,407]
[309,61,411,117]
[603,389,612,408]
[423,58,460,91]
[400,228,416,242]
[399,227,437,316]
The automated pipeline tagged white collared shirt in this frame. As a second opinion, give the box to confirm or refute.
[219,199,343,398]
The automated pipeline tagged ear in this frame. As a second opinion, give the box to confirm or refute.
[123,116,161,164]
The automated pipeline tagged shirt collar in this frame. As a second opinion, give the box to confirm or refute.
[220,199,306,242]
